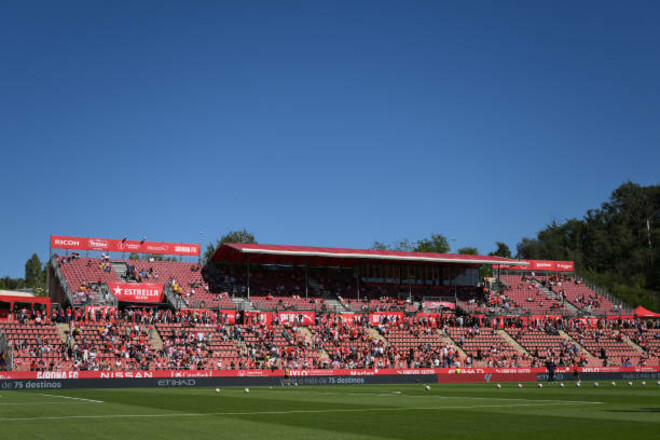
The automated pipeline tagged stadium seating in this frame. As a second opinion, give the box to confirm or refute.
[0,322,65,371]
[447,327,531,367]
[566,328,649,366]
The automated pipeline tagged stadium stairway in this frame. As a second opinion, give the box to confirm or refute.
[299,327,330,360]
[532,279,580,315]
[323,299,348,312]
[558,330,597,362]
[150,328,164,351]
[233,297,256,311]
[111,261,129,280]
[367,328,389,345]
[306,275,322,296]
[437,330,468,359]
[498,330,531,357]
[622,335,647,356]
[56,323,69,344]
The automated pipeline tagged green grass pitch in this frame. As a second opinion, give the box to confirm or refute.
[1,382,658,439]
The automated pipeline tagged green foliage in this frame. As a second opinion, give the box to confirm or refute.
[371,233,450,254]
[516,181,660,311]
[414,234,451,254]
[0,276,25,290]
[488,242,512,258]
[203,229,258,263]
[458,247,478,255]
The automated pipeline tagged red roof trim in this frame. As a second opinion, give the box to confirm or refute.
[213,243,527,266]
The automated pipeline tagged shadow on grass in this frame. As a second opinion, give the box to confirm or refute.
[608,408,660,413]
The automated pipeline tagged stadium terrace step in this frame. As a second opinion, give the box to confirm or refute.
[367,328,388,345]
[233,297,256,311]
[558,330,598,362]
[299,327,329,360]
[438,330,467,359]
[323,299,347,313]
[151,326,164,351]
[56,323,69,344]
[111,261,129,280]
[532,279,580,315]
[623,335,647,355]
[498,329,531,357]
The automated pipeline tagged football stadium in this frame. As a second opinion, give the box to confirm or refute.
[0,235,658,439]
[3,1,660,439]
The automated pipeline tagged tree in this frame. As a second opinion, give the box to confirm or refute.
[372,234,450,254]
[489,242,512,258]
[24,253,46,292]
[458,247,478,255]
[413,234,450,254]
[515,181,659,311]
[0,276,25,290]
[203,229,258,263]
[371,241,389,251]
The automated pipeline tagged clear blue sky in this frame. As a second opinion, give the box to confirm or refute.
[1,0,658,277]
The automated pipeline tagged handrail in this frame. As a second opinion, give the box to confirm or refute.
[100,283,118,307]
[51,256,76,306]
[164,284,188,309]
[0,331,13,371]
[574,272,632,311]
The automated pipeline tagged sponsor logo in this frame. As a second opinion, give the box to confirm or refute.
[395,369,435,375]
[100,371,154,379]
[54,239,80,246]
[170,371,212,378]
[37,371,78,379]
[349,370,375,376]
[146,245,168,252]
[157,379,196,387]
[336,377,366,384]
[88,239,109,249]
[449,368,485,374]
[484,373,492,383]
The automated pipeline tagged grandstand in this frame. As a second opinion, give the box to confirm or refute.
[0,235,657,375]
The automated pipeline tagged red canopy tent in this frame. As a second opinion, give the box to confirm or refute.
[634,305,660,318]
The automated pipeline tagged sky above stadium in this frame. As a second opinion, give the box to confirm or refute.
[1,1,659,277]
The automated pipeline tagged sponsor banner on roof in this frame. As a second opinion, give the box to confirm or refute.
[51,235,200,256]
[493,260,574,272]
[108,282,164,303]
[277,311,315,325]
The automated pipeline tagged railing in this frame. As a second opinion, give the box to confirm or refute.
[165,284,188,309]
[246,300,345,314]
[0,331,13,371]
[50,256,76,306]
[100,283,118,307]
[574,273,633,312]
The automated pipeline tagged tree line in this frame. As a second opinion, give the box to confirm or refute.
[2,182,656,310]
[516,182,659,311]
[0,254,48,296]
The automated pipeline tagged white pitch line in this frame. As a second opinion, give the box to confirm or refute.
[0,401,602,422]
[39,394,104,404]
[0,402,89,406]
[266,390,601,404]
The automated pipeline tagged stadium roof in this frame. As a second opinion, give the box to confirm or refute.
[0,290,50,304]
[211,243,528,268]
